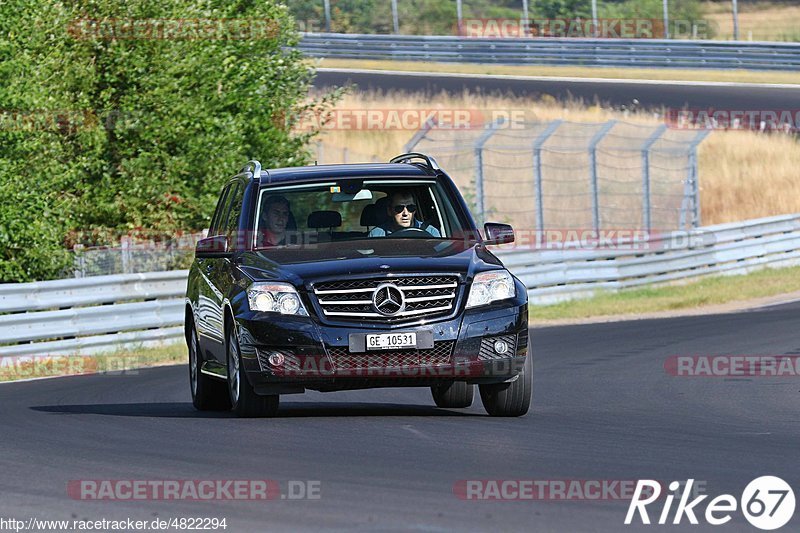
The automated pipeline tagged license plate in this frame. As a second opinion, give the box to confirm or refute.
[366,332,417,351]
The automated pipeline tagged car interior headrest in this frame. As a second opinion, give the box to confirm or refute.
[360,204,379,227]
[307,210,342,229]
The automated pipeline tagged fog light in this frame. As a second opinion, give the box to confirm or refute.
[493,340,509,355]
[267,352,285,367]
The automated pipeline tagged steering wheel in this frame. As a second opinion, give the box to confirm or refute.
[391,227,429,238]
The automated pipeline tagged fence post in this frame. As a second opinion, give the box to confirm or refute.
[588,120,616,233]
[391,0,399,34]
[474,118,505,226]
[121,236,131,274]
[688,129,711,228]
[403,116,437,152]
[641,124,667,233]
[531,120,563,231]
[73,244,85,278]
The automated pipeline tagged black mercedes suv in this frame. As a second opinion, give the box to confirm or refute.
[185,153,530,417]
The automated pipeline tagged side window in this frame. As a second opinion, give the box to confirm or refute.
[208,184,232,237]
[225,183,245,248]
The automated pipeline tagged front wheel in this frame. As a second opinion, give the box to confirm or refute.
[431,382,474,408]
[479,355,532,417]
[226,325,279,418]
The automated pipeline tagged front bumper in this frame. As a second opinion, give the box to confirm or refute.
[234,301,529,394]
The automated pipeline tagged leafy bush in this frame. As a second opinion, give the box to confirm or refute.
[0,0,328,281]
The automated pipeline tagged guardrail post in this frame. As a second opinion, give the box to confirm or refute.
[474,118,505,226]
[531,120,563,231]
[588,120,616,233]
[641,124,668,233]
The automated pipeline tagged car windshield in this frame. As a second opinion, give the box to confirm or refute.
[254,178,470,249]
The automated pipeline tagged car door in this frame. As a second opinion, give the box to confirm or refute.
[196,182,234,360]
[206,181,245,364]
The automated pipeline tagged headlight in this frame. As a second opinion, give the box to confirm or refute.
[247,283,308,316]
[466,270,515,309]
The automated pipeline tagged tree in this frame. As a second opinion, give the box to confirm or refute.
[0,0,328,281]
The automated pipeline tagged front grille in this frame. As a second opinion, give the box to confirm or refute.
[478,335,517,361]
[312,275,459,322]
[327,341,454,370]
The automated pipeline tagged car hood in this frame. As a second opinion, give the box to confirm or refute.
[237,239,503,288]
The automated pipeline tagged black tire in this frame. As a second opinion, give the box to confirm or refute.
[188,324,230,411]
[431,381,474,408]
[479,354,532,417]
[226,325,279,418]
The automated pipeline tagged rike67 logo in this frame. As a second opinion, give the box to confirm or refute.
[625,477,795,530]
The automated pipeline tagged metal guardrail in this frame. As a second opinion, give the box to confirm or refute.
[0,271,188,357]
[299,33,800,70]
[496,213,800,304]
[2,213,800,357]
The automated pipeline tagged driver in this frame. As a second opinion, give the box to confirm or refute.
[259,195,292,246]
[368,191,441,237]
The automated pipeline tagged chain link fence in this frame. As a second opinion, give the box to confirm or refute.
[405,119,710,232]
[70,234,203,278]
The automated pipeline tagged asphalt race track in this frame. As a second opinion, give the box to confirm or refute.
[313,68,800,110]
[1,303,798,532]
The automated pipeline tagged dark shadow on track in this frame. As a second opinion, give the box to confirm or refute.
[30,402,481,418]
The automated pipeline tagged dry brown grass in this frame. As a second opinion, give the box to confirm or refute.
[316,58,800,86]
[312,90,800,225]
[704,1,800,41]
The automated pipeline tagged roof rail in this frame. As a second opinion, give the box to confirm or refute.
[389,152,441,172]
[241,159,268,183]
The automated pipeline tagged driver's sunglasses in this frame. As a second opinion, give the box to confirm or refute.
[392,203,417,214]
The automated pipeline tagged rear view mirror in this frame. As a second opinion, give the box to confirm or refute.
[332,189,373,202]
[484,223,515,245]
[195,235,231,258]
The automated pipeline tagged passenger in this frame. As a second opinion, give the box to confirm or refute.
[368,191,441,238]
[259,195,292,246]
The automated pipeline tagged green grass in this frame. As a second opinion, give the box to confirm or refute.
[0,342,186,382]
[531,265,800,321]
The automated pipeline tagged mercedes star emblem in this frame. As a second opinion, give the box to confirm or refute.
[372,283,405,316]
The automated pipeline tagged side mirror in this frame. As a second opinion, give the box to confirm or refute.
[195,235,231,258]
[484,223,515,245]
